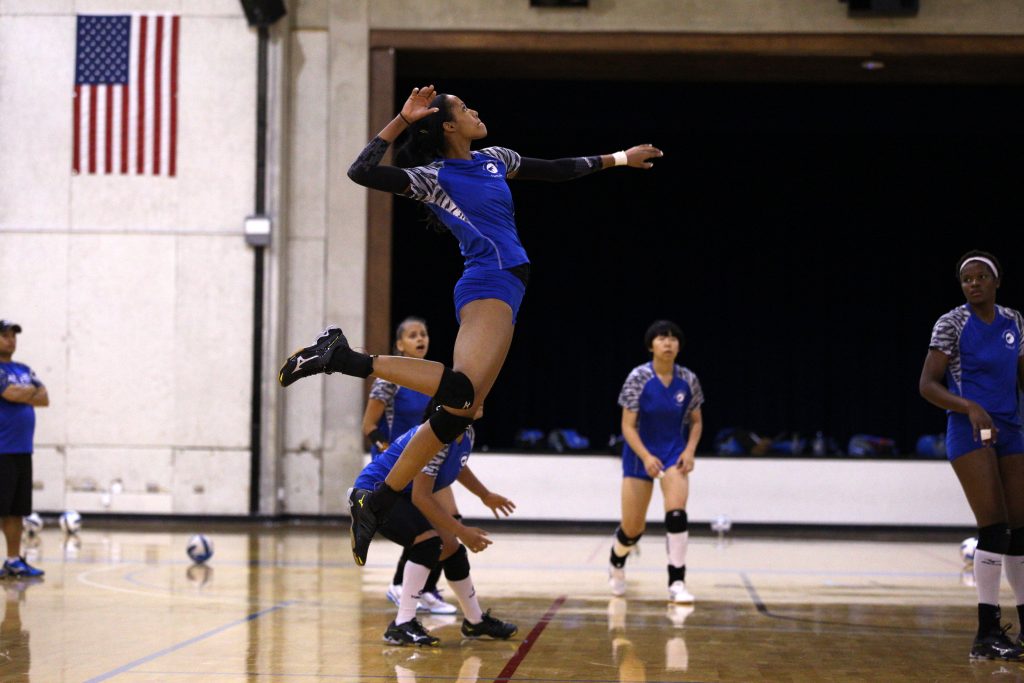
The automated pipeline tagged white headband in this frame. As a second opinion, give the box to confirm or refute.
[960,256,999,280]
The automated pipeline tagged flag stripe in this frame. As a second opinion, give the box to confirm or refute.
[88,85,97,174]
[153,15,162,175]
[104,84,113,173]
[169,15,179,176]
[73,85,81,174]
[136,14,147,174]
[121,84,129,173]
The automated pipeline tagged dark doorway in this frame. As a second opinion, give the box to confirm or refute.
[386,59,1023,454]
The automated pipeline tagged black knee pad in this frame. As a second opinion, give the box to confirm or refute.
[434,367,475,410]
[443,544,471,582]
[616,526,642,546]
[407,536,443,568]
[978,523,1010,554]
[666,509,688,534]
[429,407,474,443]
[1009,528,1024,556]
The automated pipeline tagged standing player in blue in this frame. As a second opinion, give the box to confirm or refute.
[920,250,1024,661]
[609,321,703,603]
[0,320,48,579]
[279,84,663,565]
[360,316,457,614]
[352,402,517,646]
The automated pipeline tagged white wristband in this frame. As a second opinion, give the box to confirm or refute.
[612,150,628,167]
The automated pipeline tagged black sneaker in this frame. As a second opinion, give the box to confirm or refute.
[971,625,1024,661]
[278,326,345,387]
[383,619,440,647]
[461,610,518,640]
[348,487,380,567]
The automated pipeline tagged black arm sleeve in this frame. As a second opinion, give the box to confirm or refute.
[513,155,604,182]
[346,136,411,194]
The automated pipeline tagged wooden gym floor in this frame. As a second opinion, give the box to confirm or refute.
[1,522,1020,682]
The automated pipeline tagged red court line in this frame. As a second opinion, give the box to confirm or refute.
[494,595,566,683]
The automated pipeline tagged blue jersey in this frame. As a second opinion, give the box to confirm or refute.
[930,304,1024,424]
[403,147,528,272]
[0,361,40,454]
[355,424,474,494]
[618,363,704,462]
[367,379,431,458]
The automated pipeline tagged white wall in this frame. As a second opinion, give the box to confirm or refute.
[0,1,257,513]
[450,454,974,527]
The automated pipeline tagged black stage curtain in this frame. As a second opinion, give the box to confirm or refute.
[390,78,1022,454]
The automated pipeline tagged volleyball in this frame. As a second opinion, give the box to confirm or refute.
[59,510,82,535]
[187,534,214,564]
[960,536,978,564]
[23,512,43,535]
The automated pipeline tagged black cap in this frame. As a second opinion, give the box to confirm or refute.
[0,320,22,333]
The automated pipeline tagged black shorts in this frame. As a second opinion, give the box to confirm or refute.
[355,489,433,548]
[0,453,33,516]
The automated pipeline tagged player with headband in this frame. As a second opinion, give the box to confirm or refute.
[920,249,1024,661]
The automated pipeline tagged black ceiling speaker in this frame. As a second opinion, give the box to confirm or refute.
[239,0,287,26]
[843,0,919,16]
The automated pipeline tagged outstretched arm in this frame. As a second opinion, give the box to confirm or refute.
[346,84,441,193]
[512,144,662,182]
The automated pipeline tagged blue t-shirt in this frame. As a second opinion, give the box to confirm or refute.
[618,362,704,462]
[403,147,528,272]
[367,379,431,459]
[0,361,40,454]
[930,304,1024,424]
[355,424,474,494]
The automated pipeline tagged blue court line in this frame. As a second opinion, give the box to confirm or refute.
[83,600,296,683]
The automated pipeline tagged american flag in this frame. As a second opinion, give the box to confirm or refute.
[73,14,180,177]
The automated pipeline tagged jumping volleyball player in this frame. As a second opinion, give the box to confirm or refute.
[920,250,1024,661]
[610,320,703,603]
[279,84,662,565]
[351,402,517,646]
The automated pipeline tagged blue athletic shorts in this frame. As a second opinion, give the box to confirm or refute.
[453,267,527,324]
[946,412,1024,461]
[622,448,681,481]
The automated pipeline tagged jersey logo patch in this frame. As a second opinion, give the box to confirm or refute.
[485,162,499,175]
[1005,330,1017,349]
[675,391,687,405]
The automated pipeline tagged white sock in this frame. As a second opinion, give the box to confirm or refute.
[448,576,483,623]
[1004,554,1024,604]
[666,531,688,568]
[6,557,18,564]
[397,561,430,624]
[974,549,1003,606]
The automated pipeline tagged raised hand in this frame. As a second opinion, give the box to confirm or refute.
[624,144,664,169]
[401,85,440,124]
